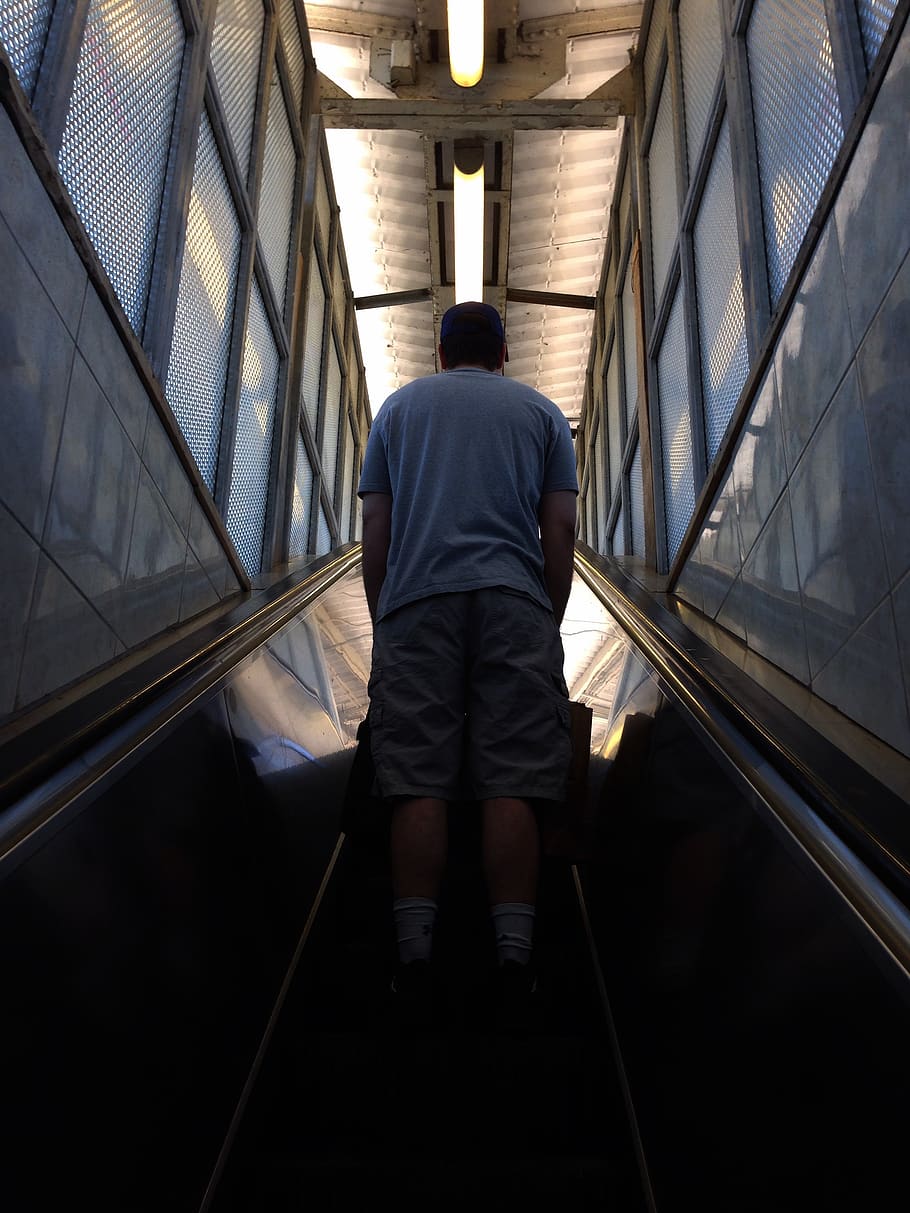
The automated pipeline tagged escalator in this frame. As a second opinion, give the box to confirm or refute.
[2,546,909,1212]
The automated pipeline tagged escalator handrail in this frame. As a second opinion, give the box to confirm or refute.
[0,545,363,874]
[575,545,910,986]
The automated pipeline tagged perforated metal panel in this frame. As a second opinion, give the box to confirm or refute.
[166,111,242,491]
[0,0,53,98]
[593,416,607,549]
[339,413,355,539]
[613,505,627,556]
[210,0,263,183]
[694,117,749,462]
[658,288,695,562]
[618,169,632,244]
[630,443,646,557]
[747,0,844,306]
[278,0,306,113]
[621,262,639,429]
[316,506,332,555]
[644,0,667,103]
[858,0,897,66]
[59,0,184,334]
[226,279,279,575]
[316,157,332,246]
[332,247,347,330]
[288,431,313,556]
[321,334,343,493]
[648,76,679,308]
[301,252,326,434]
[607,343,623,496]
[585,473,595,545]
[259,71,296,313]
[678,0,724,169]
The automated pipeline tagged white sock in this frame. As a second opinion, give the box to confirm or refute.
[491,902,536,965]
[393,897,438,964]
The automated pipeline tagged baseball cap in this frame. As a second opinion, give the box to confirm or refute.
[440,301,505,343]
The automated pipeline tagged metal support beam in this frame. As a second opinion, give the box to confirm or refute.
[303,4,414,41]
[519,5,644,40]
[506,288,597,310]
[354,288,434,310]
[320,98,624,132]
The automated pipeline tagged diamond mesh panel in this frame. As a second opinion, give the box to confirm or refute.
[0,0,54,97]
[289,431,313,556]
[630,443,646,557]
[585,473,595,545]
[321,335,342,494]
[210,0,263,183]
[678,0,724,170]
[618,170,632,243]
[59,0,184,334]
[278,0,306,114]
[858,0,897,66]
[747,0,844,306]
[316,506,331,555]
[316,158,332,246]
[226,279,279,575]
[607,343,623,495]
[166,112,242,490]
[613,505,627,556]
[259,71,296,313]
[694,117,749,462]
[658,288,695,562]
[621,262,639,429]
[644,0,667,103]
[339,413,356,539]
[648,75,679,308]
[332,248,347,330]
[301,252,326,434]
[593,416,607,548]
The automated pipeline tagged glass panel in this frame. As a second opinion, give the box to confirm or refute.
[658,288,694,562]
[678,0,724,171]
[226,279,279,575]
[278,0,306,113]
[166,112,242,491]
[631,443,646,557]
[301,252,326,434]
[259,70,296,313]
[857,0,897,67]
[289,432,312,556]
[316,506,331,555]
[747,0,844,306]
[613,505,627,556]
[59,0,185,334]
[607,342,623,494]
[648,74,678,307]
[622,262,639,430]
[209,0,264,182]
[0,0,54,97]
[339,414,356,540]
[694,117,749,463]
[321,334,343,494]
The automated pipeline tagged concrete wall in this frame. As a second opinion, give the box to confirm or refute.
[675,23,910,760]
[1,103,242,724]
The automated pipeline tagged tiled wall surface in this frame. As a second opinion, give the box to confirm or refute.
[0,104,241,722]
[676,24,910,759]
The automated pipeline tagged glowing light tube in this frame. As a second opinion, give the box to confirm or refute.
[454,163,485,303]
[447,0,484,88]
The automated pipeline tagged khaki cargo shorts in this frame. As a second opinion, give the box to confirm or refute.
[368,587,572,803]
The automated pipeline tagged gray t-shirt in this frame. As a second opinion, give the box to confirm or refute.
[358,367,578,621]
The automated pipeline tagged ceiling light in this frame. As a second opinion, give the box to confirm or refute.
[447,0,484,88]
[454,161,484,302]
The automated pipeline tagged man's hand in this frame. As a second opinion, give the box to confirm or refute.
[538,490,577,625]
[361,492,393,622]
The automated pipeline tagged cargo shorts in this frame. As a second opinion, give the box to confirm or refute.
[367,587,572,803]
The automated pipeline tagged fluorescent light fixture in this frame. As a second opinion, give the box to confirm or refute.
[454,162,484,302]
[447,0,484,88]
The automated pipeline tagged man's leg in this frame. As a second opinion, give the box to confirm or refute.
[390,796,447,965]
[482,796,540,967]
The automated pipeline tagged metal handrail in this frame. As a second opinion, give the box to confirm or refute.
[0,546,363,874]
[574,548,910,987]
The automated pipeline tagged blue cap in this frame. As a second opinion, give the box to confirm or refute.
[440,301,505,343]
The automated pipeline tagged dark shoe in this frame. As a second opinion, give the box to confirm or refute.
[388,960,438,1035]
[493,960,539,1037]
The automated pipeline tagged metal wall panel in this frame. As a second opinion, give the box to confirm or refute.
[630,442,646,557]
[648,75,679,307]
[321,334,342,493]
[259,70,296,313]
[301,253,326,434]
[678,0,724,169]
[858,0,898,65]
[210,0,264,182]
[278,0,307,113]
[621,262,639,429]
[288,432,313,556]
[658,287,695,561]
[0,0,54,98]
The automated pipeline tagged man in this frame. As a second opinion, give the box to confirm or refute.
[357,301,577,1027]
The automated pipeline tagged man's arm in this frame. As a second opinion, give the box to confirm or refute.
[538,490,577,625]
[361,492,393,622]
